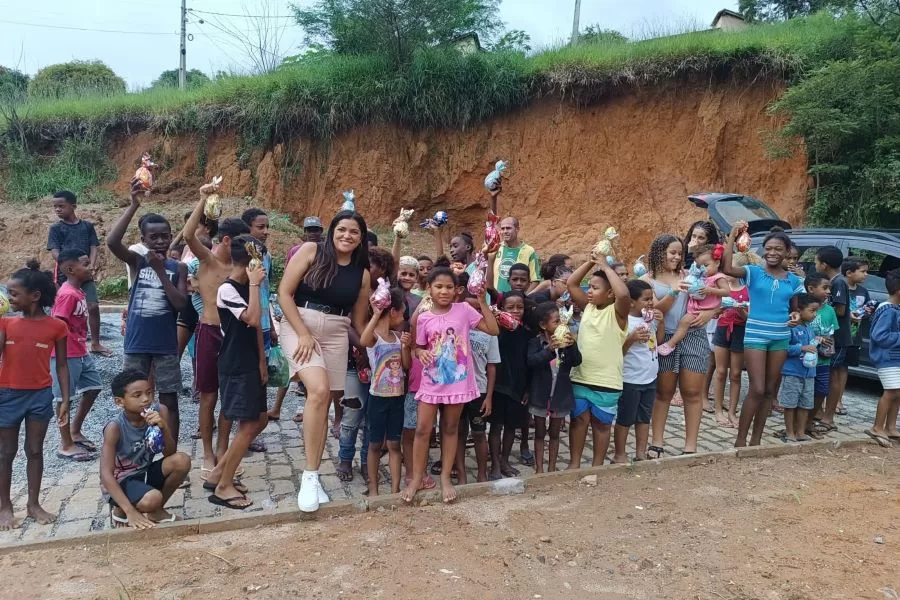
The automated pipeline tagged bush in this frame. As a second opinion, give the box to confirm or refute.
[28,60,126,100]
[96,276,128,300]
[150,69,211,90]
[1,135,117,202]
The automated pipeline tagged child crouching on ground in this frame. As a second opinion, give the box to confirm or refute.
[360,288,409,496]
[866,268,900,447]
[527,301,581,473]
[779,294,821,442]
[100,370,190,529]
[658,244,730,356]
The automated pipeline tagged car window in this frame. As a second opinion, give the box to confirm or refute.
[715,197,780,224]
[847,246,889,295]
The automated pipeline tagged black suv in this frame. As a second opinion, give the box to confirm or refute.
[689,192,900,379]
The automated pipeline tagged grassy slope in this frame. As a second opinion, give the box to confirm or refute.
[8,14,852,143]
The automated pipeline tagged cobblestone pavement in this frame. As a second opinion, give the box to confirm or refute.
[1,316,886,544]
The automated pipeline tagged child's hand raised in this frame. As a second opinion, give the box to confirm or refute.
[728,220,749,241]
[129,178,145,203]
[247,264,265,286]
[142,409,163,427]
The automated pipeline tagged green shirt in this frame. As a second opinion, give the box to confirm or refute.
[812,304,839,366]
[493,242,540,293]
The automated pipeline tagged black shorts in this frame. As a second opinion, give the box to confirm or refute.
[367,394,404,443]
[109,459,166,508]
[461,394,488,433]
[617,381,656,427]
[219,371,267,421]
[488,392,527,429]
[712,324,745,353]
[177,295,199,331]
[832,346,859,369]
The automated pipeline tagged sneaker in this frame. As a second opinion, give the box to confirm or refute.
[317,475,331,505]
[297,471,321,512]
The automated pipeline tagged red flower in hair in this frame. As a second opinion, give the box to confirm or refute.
[712,244,725,261]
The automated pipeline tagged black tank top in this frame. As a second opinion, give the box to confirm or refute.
[294,262,365,312]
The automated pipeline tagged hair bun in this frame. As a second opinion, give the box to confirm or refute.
[25,258,41,271]
[769,225,785,233]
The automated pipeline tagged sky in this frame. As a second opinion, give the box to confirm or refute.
[0,0,738,88]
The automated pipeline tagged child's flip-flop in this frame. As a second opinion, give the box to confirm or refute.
[56,451,95,462]
[864,429,893,448]
[207,494,253,510]
[203,480,249,494]
[248,441,267,453]
[73,439,97,452]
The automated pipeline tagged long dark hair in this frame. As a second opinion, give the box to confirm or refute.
[304,210,370,290]
[648,234,683,278]
[684,220,720,248]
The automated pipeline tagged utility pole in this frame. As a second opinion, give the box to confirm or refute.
[570,0,581,46]
[179,0,187,90]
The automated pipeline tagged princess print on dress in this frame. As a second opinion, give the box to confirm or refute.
[426,327,469,384]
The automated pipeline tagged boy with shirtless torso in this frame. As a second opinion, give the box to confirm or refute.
[183,182,250,475]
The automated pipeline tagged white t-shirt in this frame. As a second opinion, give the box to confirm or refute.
[470,330,501,394]
[623,314,658,385]
[125,243,149,289]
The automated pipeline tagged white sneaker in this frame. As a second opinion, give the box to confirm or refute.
[297,471,320,512]
[317,477,331,505]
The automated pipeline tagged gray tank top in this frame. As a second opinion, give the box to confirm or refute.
[112,411,153,482]
[652,280,688,334]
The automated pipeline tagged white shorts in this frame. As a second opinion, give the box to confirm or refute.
[877,367,900,390]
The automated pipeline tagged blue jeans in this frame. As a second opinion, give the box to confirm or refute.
[338,370,370,465]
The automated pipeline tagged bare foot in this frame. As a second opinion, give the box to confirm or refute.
[400,483,418,504]
[0,506,18,530]
[715,413,730,427]
[441,482,458,504]
[266,408,281,421]
[90,343,113,357]
[292,412,304,423]
[26,503,57,525]
[610,455,629,464]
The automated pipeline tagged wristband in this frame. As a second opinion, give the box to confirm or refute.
[250,283,260,287]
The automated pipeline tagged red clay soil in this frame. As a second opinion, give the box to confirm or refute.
[104,80,808,263]
[1,447,895,600]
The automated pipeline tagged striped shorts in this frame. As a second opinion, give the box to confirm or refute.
[877,367,900,391]
[658,327,710,375]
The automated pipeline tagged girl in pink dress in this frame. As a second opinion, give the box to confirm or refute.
[401,267,499,504]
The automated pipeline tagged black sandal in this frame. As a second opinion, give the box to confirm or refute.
[648,445,665,459]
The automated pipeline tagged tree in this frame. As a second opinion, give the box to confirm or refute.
[491,30,531,54]
[151,68,211,90]
[0,66,28,96]
[28,60,126,99]
[738,0,851,21]
[192,0,290,74]
[772,11,900,228]
[292,0,503,65]
[578,25,627,44]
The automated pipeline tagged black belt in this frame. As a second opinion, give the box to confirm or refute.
[299,300,350,317]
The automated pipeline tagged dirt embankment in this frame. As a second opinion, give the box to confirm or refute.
[106,79,808,260]
[0,79,808,280]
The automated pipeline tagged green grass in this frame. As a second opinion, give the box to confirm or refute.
[3,14,856,146]
[96,275,128,300]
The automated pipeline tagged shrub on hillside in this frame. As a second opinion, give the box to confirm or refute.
[150,69,211,90]
[28,60,126,100]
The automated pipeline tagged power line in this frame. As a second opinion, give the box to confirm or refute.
[188,8,294,19]
[0,18,178,35]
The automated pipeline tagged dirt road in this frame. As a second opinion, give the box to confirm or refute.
[1,446,896,600]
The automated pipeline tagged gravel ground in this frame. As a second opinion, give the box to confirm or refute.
[10,313,302,488]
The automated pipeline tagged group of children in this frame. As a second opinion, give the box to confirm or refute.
[0,183,898,530]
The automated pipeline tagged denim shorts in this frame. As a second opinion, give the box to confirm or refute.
[779,375,814,410]
[367,395,404,443]
[814,365,831,397]
[51,355,103,401]
[403,392,418,429]
[0,388,54,428]
[571,384,620,425]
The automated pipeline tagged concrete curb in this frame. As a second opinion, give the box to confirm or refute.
[98,304,127,313]
[0,436,876,556]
